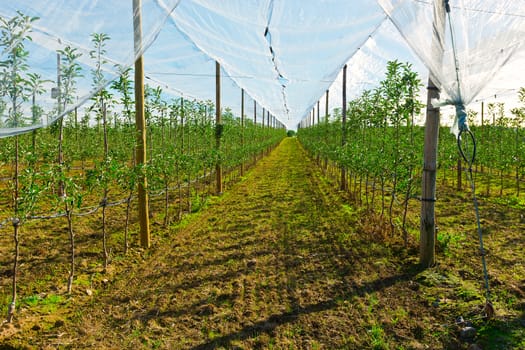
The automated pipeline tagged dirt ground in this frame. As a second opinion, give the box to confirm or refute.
[1,137,524,349]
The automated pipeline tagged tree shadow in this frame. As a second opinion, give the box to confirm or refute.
[190,266,422,350]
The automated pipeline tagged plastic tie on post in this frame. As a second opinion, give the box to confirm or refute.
[429,98,468,138]
[450,101,468,138]
[456,103,468,132]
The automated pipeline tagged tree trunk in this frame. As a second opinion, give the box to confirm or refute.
[66,205,75,294]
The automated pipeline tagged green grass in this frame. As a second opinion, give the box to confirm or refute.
[21,293,66,313]
[369,324,388,350]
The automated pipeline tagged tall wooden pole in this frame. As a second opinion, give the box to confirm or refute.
[56,53,65,198]
[324,89,330,170]
[262,108,265,128]
[241,89,245,176]
[133,0,150,248]
[340,64,348,191]
[215,61,223,194]
[480,101,484,173]
[420,0,446,267]
[317,101,320,124]
[325,90,329,122]
[254,101,257,126]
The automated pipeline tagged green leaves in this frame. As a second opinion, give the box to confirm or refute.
[89,32,110,89]
[0,11,38,128]
[57,45,83,110]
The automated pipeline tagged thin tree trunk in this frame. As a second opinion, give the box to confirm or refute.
[371,176,377,212]
[66,204,75,294]
[7,136,20,323]
[380,176,385,219]
[499,170,503,197]
[164,180,170,226]
[402,167,413,247]
[124,192,132,254]
[102,102,109,270]
[7,221,20,323]
[457,157,462,190]
[178,171,183,220]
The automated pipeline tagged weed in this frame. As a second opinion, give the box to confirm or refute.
[207,329,220,340]
[131,328,142,339]
[366,293,380,313]
[437,231,465,257]
[149,339,163,349]
[492,195,525,210]
[73,274,91,287]
[21,295,40,307]
[191,192,209,213]
[369,324,388,350]
[495,289,517,308]
[391,307,408,326]
[20,293,65,313]
[477,321,525,350]
[455,280,483,302]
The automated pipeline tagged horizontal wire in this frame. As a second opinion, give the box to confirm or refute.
[413,0,525,18]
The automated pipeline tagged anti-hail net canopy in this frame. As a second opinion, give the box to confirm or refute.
[0,0,524,136]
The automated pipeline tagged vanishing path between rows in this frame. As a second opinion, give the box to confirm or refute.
[80,137,413,349]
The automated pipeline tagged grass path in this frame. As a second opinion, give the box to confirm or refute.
[76,137,425,349]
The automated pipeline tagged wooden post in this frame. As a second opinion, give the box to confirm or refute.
[56,52,65,198]
[325,90,329,122]
[215,61,223,194]
[341,64,348,191]
[133,0,150,248]
[241,89,245,176]
[317,101,320,124]
[324,89,329,170]
[316,101,321,163]
[480,101,484,173]
[262,108,265,128]
[253,101,257,163]
[420,0,446,267]
[254,101,257,126]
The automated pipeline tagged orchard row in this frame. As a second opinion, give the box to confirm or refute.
[298,61,525,244]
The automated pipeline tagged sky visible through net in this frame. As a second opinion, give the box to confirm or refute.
[0,0,523,135]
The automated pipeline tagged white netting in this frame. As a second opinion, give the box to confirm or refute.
[0,0,179,136]
[0,0,524,135]
[378,0,525,135]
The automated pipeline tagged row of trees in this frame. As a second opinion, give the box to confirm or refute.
[0,11,285,323]
[298,61,525,245]
[299,61,423,244]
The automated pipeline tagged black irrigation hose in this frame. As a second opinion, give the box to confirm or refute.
[457,128,494,319]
